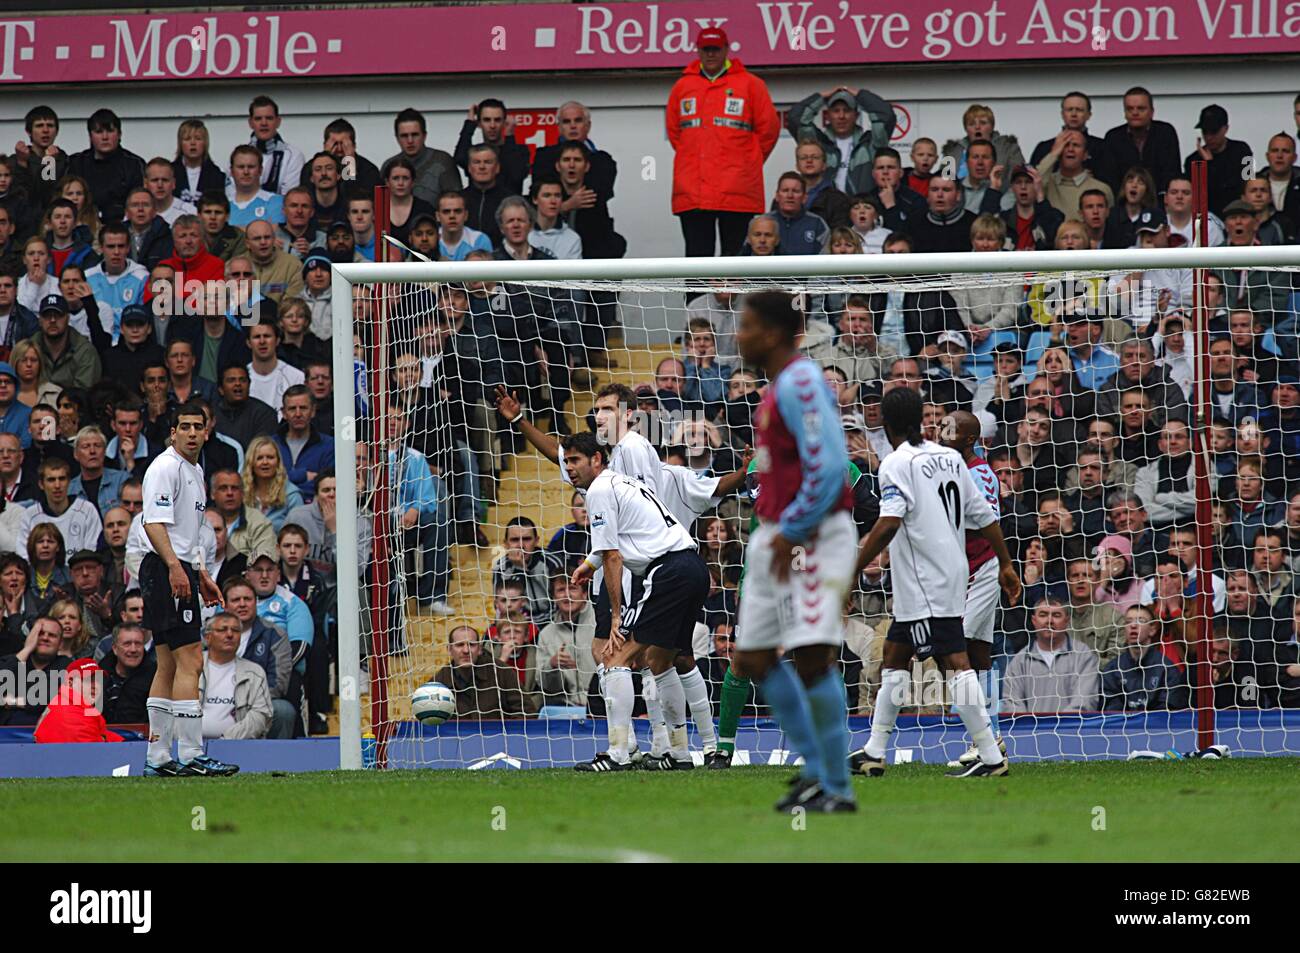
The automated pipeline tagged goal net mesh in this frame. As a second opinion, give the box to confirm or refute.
[343,261,1300,768]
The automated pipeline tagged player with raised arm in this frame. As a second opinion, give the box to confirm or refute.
[497,382,749,767]
[566,431,711,771]
[850,388,1020,779]
[942,410,1008,767]
[131,399,234,777]
[729,290,860,813]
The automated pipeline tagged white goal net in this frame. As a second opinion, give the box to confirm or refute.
[330,247,1300,770]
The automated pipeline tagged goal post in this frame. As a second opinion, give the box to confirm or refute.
[332,244,1300,770]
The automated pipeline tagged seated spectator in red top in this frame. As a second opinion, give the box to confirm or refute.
[33,656,123,743]
[161,215,224,288]
[67,108,145,224]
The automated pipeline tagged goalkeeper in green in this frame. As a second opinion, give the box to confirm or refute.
[708,454,879,768]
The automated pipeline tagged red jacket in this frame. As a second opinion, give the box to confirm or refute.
[666,59,779,215]
[33,683,123,744]
[161,247,226,288]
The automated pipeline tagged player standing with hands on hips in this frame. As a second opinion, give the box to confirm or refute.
[730,290,859,814]
[132,399,236,777]
[850,388,1020,778]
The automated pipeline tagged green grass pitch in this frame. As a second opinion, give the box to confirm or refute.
[2,759,1295,862]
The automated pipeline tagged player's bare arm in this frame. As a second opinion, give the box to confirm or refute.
[711,446,754,497]
[197,567,224,608]
[494,384,560,463]
[977,520,1022,605]
[144,521,191,601]
[853,515,902,580]
[601,549,625,653]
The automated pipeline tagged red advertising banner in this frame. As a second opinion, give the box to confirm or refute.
[1,1,1297,85]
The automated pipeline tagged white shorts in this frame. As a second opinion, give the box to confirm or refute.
[737,511,856,653]
[963,558,999,644]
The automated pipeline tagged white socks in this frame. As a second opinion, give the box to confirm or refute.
[950,668,1002,765]
[146,697,173,766]
[604,666,634,763]
[654,668,689,760]
[865,668,907,759]
[980,668,1000,736]
[641,667,670,756]
[678,666,717,752]
[172,698,204,764]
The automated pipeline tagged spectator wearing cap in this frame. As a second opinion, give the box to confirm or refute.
[69,426,127,513]
[1101,86,1181,194]
[926,330,975,409]
[276,187,326,260]
[201,611,273,740]
[1030,91,1118,189]
[0,361,31,448]
[1036,130,1114,219]
[30,294,101,392]
[66,108,145,224]
[1184,104,1254,219]
[404,212,441,262]
[32,655,123,742]
[1000,164,1063,250]
[942,104,1025,182]
[101,304,163,395]
[455,98,530,196]
[388,107,463,208]
[123,187,173,271]
[304,152,348,235]
[786,84,896,196]
[793,139,851,229]
[960,139,1011,214]
[770,172,828,255]
[325,219,362,264]
[159,213,224,290]
[1063,313,1119,391]
[1213,200,1295,326]
[532,101,618,200]
[300,250,333,339]
[667,27,780,257]
[99,622,155,724]
[247,95,305,196]
[69,548,117,639]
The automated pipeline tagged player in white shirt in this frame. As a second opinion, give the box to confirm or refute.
[851,388,1020,778]
[566,432,711,771]
[247,320,304,418]
[127,399,235,778]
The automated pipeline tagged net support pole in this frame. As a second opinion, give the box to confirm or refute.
[331,265,362,770]
[368,184,394,768]
[1189,159,1216,751]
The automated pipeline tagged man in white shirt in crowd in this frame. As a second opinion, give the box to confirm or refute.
[528,175,583,260]
[146,157,196,226]
[247,95,305,196]
[201,611,273,740]
[1164,175,1224,248]
[247,319,304,419]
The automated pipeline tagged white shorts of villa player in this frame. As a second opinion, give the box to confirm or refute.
[963,558,1000,645]
[737,511,856,652]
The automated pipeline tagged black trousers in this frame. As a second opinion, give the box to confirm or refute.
[678,209,752,257]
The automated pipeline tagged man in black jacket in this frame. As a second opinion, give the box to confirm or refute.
[0,618,69,725]
[531,101,617,199]
[99,623,155,724]
[1102,86,1181,195]
[1183,104,1254,219]
[213,364,278,450]
[555,142,625,259]
[462,144,513,247]
[888,176,976,253]
[454,99,530,196]
[67,109,145,224]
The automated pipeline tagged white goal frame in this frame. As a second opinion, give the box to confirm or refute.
[330,244,1300,769]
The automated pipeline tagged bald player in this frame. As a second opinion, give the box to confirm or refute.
[940,410,1007,767]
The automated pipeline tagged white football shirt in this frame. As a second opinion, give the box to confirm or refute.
[130,446,208,566]
[561,429,661,494]
[656,462,721,530]
[585,469,695,576]
[878,440,997,622]
[248,360,305,419]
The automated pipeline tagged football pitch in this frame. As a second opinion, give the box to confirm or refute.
[2,759,1295,862]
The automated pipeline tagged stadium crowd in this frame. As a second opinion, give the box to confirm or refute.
[1,29,1299,741]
